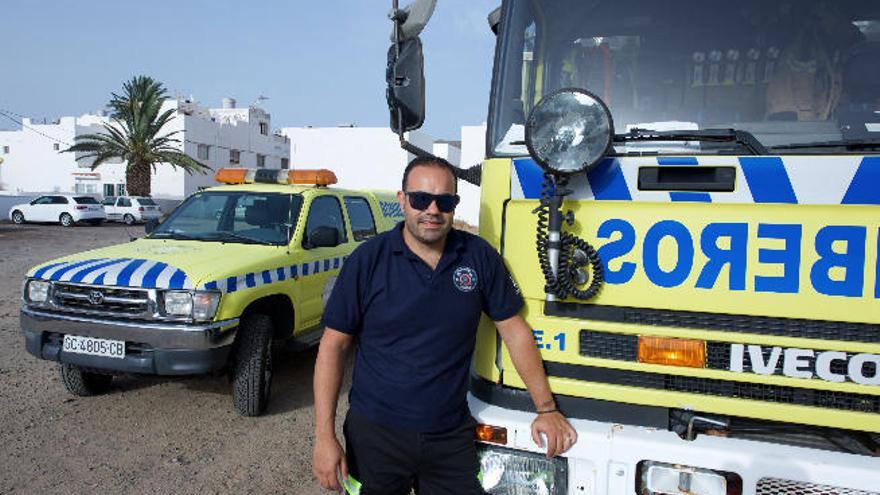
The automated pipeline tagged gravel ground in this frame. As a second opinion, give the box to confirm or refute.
[0,222,348,494]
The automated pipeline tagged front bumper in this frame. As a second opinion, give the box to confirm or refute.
[468,395,880,494]
[21,307,238,375]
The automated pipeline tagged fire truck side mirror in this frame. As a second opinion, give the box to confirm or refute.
[386,37,426,134]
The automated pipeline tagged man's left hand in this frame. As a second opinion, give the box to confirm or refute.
[531,411,577,457]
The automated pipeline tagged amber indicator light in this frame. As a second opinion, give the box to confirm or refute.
[475,424,507,445]
[288,169,338,186]
[638,336,706,368]
[215,168,249,184]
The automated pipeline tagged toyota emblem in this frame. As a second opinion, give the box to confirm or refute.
[88,290,104,305]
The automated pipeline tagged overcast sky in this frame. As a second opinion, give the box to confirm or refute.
[0,0,498,140]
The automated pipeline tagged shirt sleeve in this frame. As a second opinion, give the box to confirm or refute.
[320,248,365,335]
[480,247,524,322]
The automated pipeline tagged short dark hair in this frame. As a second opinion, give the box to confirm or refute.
[402,156,458,193]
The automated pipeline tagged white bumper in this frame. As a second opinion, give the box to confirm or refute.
[71,209,106,221]
[468,395,878,494]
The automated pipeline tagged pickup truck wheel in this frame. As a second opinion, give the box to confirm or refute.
[123,214,136,225]
[60,363,113,396]
[60,213,74,227]
[232,314,274,416]
[11,210,24,224]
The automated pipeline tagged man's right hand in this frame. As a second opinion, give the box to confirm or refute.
[313,435,349,492]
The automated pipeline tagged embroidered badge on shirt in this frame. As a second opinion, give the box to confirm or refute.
[453,266,478,292]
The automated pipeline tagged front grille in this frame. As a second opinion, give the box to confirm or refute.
[755,477,879,495]
[581,330,872,378]
[52,282,151,317]
[548,302,880,343]
[545,363,880,414]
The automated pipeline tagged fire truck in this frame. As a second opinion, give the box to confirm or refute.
[385,0,880,493]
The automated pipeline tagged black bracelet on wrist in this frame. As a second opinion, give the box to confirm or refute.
[536,408,558,415]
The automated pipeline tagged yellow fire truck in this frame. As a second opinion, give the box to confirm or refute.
[21,169,403,416]
[386,1,879,493]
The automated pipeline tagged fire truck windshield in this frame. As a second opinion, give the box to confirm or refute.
[489,0,880,156]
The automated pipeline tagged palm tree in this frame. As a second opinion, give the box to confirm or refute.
[64,76,210,196]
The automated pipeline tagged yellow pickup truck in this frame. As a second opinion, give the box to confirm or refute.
[21,168,403,416]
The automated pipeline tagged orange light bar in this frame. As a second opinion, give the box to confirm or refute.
[475,424,508,445]
[215,168,250,184]
[288,169,337,186]
[638,336,706,368]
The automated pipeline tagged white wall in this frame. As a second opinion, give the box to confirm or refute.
[0,99,290,200]
[281,127,481,225]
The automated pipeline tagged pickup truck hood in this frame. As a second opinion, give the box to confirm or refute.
[26,239,291,290]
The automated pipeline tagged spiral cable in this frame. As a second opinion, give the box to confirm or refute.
[534,174,604,300]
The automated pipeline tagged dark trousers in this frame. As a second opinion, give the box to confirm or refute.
[343,410,486,495]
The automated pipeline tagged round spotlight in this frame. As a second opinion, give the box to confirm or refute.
[525,88,613,175]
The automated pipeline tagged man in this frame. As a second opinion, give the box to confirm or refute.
[313,157,576,494]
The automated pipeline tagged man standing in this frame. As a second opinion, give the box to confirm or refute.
[313,157,576,493]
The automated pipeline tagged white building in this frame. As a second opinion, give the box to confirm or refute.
[0,98,290,199]
[281,126,486,225]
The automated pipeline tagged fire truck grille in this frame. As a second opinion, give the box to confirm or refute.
[547,360,880,414]
[755,478,879,495]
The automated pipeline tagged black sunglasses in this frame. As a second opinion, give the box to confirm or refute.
[405,191,460,213]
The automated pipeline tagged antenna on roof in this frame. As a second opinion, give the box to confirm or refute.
[251,95,269,107]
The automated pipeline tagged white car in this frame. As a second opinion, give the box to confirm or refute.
[9,195,106,227]
[101,196,162,224]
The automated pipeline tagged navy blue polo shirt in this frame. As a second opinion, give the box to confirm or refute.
[321,222,523,433]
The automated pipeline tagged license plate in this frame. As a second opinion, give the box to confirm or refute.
[62,335,125,359]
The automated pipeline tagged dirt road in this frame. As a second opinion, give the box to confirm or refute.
[0,223,346,494]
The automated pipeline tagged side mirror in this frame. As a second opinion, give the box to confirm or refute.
[144,219,159,234]
[487,6,502,35]
[307,226,340,249]
[386,37,426,134]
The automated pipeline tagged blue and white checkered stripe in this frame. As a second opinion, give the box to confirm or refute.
[200,255,348,294]
[30,258,192,289]
[511,156,880,205]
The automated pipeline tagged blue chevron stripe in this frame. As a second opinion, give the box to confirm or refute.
[48,259,102,281]
[116,259,147,287]
[141,262,169,288]
[32,261,68,279]
[842,156,880,205]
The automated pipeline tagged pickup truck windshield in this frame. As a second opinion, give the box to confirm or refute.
[490,0,880,156]
[151,191,303,245]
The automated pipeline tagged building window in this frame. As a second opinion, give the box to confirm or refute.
[53,143,60,151]
[229,149,240,165]
[197,144,210,160]
[256,154,266,168]
[103,184,115,197]
[259,122,269,135]
[116,183,126,196]
[2,146,8,154]
[281,158,289,169]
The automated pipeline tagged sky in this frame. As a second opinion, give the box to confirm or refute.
[0,0,498,141]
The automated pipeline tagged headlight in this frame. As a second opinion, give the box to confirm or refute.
[525,88,613,175]
[637,461,742,495]
[26,279,51,304]
[161,290,220,321]
[477,444,567,494]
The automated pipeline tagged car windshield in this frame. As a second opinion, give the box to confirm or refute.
[490,0,880,155]
[137,198,157,206]
[150,191,303,245]
[73,196,99,204]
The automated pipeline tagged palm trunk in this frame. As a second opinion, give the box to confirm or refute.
[126,160,152,196]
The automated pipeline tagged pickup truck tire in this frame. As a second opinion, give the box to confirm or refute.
[59,213,74,227]
[11,210,24,224]
[60,363,113,396]
[232,314,274,416]
[123,214,136,225]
